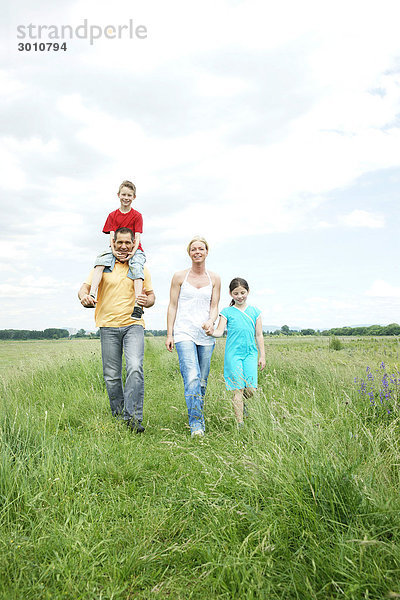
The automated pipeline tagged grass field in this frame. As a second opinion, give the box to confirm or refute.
[1,336,400,599]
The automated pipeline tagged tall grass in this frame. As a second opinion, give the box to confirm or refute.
[1,337,400,599]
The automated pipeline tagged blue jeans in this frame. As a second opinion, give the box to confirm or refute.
[175,341,214,433]
[100,325,144,422]
[95,249,146,280]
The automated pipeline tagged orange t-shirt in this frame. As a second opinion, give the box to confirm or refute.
[85,263,153,328]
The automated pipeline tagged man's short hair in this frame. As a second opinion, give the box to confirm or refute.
[115,227,134,241]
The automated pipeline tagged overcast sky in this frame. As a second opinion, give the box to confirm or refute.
[1,0,400,332]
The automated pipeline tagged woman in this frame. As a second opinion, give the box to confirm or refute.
[166,236,221,437]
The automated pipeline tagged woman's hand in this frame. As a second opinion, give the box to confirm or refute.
[202,319,214,335]
[258,357,266,370]
[165,335,174,352]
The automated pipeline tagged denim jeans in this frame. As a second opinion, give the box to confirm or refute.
[100,324,144,422]
[94,249,146,280]
[175,341,214,433]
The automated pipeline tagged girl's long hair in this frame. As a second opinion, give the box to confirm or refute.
[229,277,249,306]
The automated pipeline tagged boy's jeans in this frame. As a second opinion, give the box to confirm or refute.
[100,325,144,422]
[95,249,146,280]
[175,341,214,433]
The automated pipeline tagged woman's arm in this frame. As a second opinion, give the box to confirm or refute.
[203,273,221,334]
[255,316,266,370]
[209,314,227,338]
[165,272,182,351]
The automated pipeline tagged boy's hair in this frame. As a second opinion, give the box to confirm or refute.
[118,180,136,195]
[187,235,209,255]
[115,227,134,241]
[229,278,249,306]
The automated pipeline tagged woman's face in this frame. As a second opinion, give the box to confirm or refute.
[189,242,208,262]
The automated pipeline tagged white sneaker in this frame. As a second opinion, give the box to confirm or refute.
[191,429,204,438]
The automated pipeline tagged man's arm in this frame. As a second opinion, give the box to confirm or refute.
[78,283,96,307]
[136,289,155,308]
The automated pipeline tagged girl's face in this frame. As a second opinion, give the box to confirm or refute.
[230,285,249,306]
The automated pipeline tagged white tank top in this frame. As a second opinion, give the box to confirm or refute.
[173,270,215,346]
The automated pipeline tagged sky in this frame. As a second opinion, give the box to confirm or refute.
[1,0,400,332]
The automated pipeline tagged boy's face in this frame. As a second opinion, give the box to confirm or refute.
[118,186,135,209]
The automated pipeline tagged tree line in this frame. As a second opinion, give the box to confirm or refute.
[0,328,70,340]
[1,323,399,341]
[266,324,400,336]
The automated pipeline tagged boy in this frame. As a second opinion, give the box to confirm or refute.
[89,180,146,320]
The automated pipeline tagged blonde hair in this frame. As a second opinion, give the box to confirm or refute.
[187,235,209,255]
[118,180,136,195]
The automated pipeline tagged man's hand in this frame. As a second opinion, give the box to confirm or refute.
[136,293,148,307]
[80,294,97,308]
[165,335,174,352]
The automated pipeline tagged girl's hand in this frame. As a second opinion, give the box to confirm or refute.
[258,357,266,370]
[202,320,214,335]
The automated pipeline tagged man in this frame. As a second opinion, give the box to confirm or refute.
[78,227,155,433]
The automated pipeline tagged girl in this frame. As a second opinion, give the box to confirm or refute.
[209,278,265,426]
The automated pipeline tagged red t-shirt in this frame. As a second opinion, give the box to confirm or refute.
[103,208,143,251]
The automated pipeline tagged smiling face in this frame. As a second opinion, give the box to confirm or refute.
[189,241,208,264]
[114,231,134,256]
[230,285,249,306]
[118,186,135,210]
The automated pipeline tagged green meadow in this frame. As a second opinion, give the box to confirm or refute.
[1,336,400,599]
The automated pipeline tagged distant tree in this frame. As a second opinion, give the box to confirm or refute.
[281,325,290,335]
[75,328,87,338]
[382,323,400,336]
[300,329,316,336]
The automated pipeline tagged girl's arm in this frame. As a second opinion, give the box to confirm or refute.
[255,315,266,370]
[209,314,227,338]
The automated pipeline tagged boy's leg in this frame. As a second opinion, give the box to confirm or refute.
[131,278,144,320]
[133,278,144,299]
[129,251,146,320]
[232,389,244,424]
[91,250,114,299]
[90,265,105,299]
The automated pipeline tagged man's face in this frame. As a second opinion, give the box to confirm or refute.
[114,232,134,256]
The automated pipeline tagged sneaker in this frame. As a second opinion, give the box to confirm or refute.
[131,305,144,320]
[126,420,145,433]
[191,429,204,438]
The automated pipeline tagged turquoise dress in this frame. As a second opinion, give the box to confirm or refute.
[220,305,261,391]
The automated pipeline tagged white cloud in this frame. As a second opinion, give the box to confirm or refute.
[339,210,385,229]
[366,280,400,298]
[2,0,400,330]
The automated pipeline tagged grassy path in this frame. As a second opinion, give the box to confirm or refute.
[1,337,400,599]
